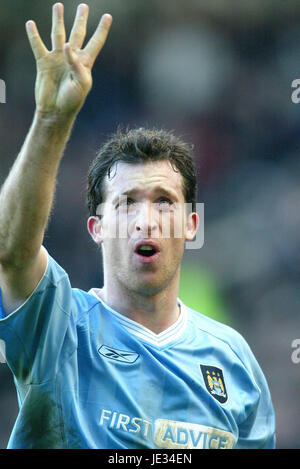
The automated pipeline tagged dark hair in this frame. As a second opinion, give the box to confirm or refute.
[87,126,197,216]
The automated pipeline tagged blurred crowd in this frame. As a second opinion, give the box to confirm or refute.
[0,0,299,448]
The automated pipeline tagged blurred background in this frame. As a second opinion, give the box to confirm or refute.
[0,0,299,449]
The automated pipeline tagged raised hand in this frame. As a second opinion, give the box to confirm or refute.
[26,3,112,116]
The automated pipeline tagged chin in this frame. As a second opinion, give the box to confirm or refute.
[132,274,175,297]
[134,284,164,297]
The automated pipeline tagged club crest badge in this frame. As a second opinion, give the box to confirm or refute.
[200,364,228,404]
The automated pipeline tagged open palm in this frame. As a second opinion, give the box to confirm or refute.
[26,3,112,115]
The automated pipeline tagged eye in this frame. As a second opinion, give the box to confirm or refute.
[116,197,135,209]
[125,197,135,206]
[156,197,173,210]
[159,198,170,204]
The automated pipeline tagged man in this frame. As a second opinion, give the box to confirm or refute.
[0,3,275,449]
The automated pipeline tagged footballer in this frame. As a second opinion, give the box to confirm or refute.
[0,3,275,449]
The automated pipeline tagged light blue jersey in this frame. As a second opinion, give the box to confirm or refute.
[0,252,275,449]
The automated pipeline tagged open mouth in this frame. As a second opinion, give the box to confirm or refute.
[136,245,157,257]
[134,242,160,263]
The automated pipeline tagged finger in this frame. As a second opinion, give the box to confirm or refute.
[84,14,112,66]
[51,3,66,50]
[69,3,89,50]
[26,21,48,60]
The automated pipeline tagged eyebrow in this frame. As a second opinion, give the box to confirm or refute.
[112,186,180,205]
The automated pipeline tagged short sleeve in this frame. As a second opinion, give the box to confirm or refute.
[235,336,276,449]
[0,251,77,384]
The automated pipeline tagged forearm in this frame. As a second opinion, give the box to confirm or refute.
[0,110,76,267]
[0,4,111,270]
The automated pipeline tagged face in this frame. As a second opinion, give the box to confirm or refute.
[88,160,198,297]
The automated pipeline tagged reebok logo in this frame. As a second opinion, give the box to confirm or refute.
[98,345,139,363]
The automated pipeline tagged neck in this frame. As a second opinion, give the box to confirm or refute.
[98,275,181,335]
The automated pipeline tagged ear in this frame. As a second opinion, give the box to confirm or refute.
[87,216,103,245]
[185,211,199,242]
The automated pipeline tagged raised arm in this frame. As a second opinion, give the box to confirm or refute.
[0,3,112,314]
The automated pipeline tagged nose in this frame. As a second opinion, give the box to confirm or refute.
[134,202,158,237]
